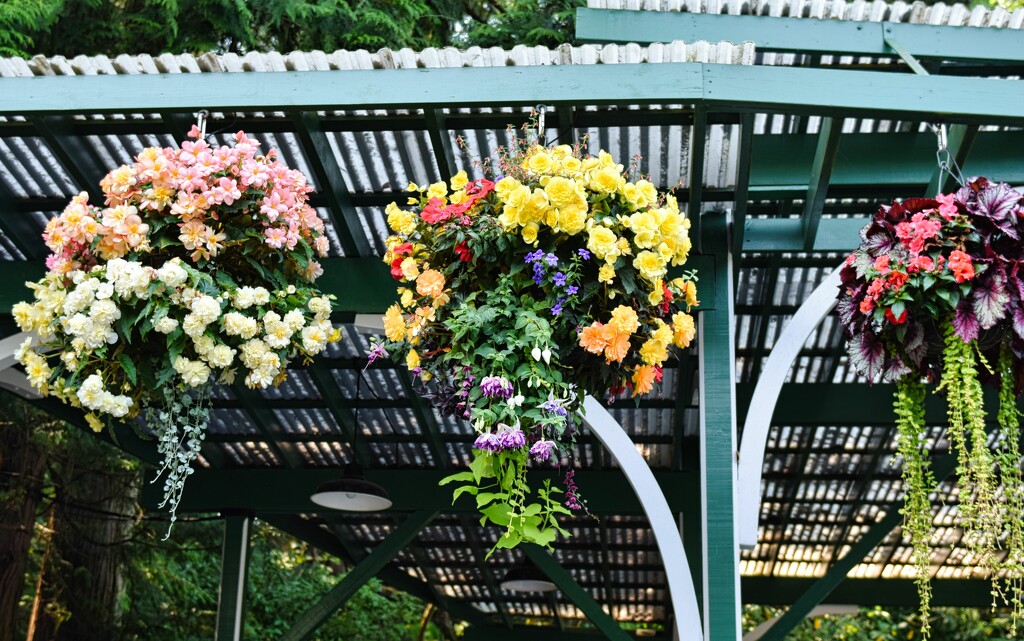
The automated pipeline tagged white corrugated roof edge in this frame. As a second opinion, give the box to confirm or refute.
[588,0,1024,30]
[0,40,756,79]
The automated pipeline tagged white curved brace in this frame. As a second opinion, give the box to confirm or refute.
[736,265,843,549]
[0,331,38,398]
[582,395,702,641]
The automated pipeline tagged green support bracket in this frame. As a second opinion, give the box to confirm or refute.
[756,453,958,641]
[231,383,307,468]
[698,212,740,641]
[30,115,106,202]
[926,124,978,197]
[881,27,931,77]
[291,111,371,257]
[424,109,457,183]
[557,105,577,145]
[522,544,632,641]
[279,510,438,641]
[801,118,843,251]
[0,181,46,258]
[263,514,490,627]
[215,515,252,641]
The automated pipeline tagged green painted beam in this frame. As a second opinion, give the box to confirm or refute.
[688,105,707,243]
[6,64,1024,124]
[263,514,490,627]
[523,545,632,641]
[231,383,306,468]
[699,213,741,641]
[742,577,1000,608]
[462,626,659,641]
[140,468,696,514]
[801,118,843,251]
[215,515,252,641]
[730,113,755,283]
[575,9,1024,63]
[0,182,46,258]
[743,217,864,252]
[881,27,930,77]
[424,109,457,183]
[757,453,958,641]
[292,111,372,257]
[30,115,106,202]
[279,510,437,641]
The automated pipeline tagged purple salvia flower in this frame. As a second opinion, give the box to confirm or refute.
[530,439,557,462]
[496,423,526,450]
[474,432,501,452]
[479,375,513,399]
[564,469,582,510]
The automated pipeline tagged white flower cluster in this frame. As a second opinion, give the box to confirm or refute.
[13,254,339,420]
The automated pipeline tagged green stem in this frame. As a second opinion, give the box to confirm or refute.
[998,341,1024,633]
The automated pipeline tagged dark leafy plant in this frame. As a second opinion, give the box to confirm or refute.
[838,178,1024,637]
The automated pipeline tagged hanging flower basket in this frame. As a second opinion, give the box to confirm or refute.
[13,129,339,529]
[378,139,698,552]
[838,177,1024,637]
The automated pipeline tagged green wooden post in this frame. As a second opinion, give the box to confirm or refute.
[279,510,438,641]
[699,212,740,641]
[216,515,252,641]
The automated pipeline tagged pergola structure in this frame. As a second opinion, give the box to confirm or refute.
[2,2,1024,640]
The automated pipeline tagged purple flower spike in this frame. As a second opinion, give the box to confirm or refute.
[474,432,501,452]
[496,423,526,450]
[480,375,514,399]
[530,439,557,462]
[564,469,582,510]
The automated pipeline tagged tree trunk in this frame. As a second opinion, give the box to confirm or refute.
[0,400,49,641]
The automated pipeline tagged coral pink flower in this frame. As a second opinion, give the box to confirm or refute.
[948,250,975,283]
[264,227,288,248]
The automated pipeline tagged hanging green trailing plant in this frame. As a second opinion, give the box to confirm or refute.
[839,178,1024,637]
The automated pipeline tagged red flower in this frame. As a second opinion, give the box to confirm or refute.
[885,307,907,325]
[654,366,664,383]
[454,241,473,262]
[393,242,413,257]
[421,198,453,225]
[948,250,975,283]
[887,271,908,291]
[390,258,405,280]
[660,283,673,316]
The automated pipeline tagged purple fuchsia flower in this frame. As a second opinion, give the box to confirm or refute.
[473,431,501,452]
[366,342,389,367]
[540,396,568,417]
[480,375,514,399]
[496,423,526,449]
[530,439,557,462]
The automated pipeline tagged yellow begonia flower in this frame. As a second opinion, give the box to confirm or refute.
[426,182,447,200]
[400,257,419,280]
[85,412,105,432]
[494,176,523,197]
[609,305,640,335]
[648,284,664,306]
[561,156,583,175]
[383,304,407,341]
[526,150,554,175]
[406,181,421,192]
[631,365,657,396]
[598,263,616,284]
[551,144,573,159]
[386,204,418,236]
[416,269,446,299]
[672,312,696,348]
[522,222,540,245]
[587,226,619,262]
[634,250,667,283]
[557,205,588,236]
[589,166,622,194]
[543,176,579,209]
[406,349,420,370]
[399,288,415,308]
[639,337,669,366]
[450,170,468,191]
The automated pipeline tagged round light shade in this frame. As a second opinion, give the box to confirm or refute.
[499,563,556,593]
[310,464,393,512]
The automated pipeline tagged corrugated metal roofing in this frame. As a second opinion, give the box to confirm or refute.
[0,5,1020,633]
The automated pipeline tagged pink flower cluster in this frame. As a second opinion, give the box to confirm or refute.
[43,129,329,279]
[895,211,943,256]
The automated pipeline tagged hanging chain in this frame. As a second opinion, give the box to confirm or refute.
[535,104,548,144]
[930,123,965,190]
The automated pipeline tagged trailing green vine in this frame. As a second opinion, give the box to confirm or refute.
[894,375,933,638]
[998,341,1024,633]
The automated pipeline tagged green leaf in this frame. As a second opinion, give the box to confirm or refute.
[494,531,522,549]
[439,470,474,485]
[531,528,557,547]
[481,502,512,527]
[475,491,505,508]
[118,353,138,386]
[451,485,478,503]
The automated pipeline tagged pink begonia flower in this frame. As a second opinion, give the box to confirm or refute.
[873,255,891,275]
[935,193,959,220]
[213,177,242,205]
[264,227,288,248]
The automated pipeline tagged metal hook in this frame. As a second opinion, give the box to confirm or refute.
[929,123,964,190]
[195,109,209,139]
[536,104,548,144]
